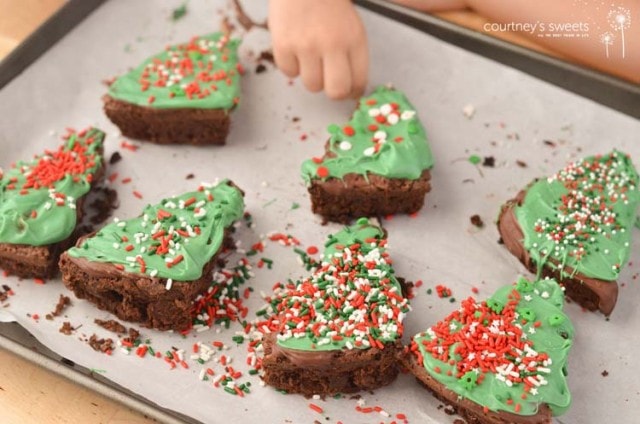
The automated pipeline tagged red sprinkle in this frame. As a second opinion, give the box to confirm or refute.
[316,166,329,178]
[309,403,323,414]
[306,246,319,255]
[343,125,355,136]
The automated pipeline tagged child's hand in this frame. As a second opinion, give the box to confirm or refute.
[269,0,368,100]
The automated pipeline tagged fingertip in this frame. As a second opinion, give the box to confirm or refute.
[273,48,300,78]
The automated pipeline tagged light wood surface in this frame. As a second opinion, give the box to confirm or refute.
[0,2,589,424]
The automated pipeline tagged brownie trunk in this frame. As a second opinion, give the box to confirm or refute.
[308,170,431,224]
[261,335,402,396]
[497,190,618,315]
[399,353,552,424]
[59,233,233,331]
[103,95,231,145]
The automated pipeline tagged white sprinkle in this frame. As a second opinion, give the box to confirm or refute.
[363,147,375,157]
[339,141,352,151]
[373,130,387,141]
[165,279,173,290]
[380,104,392,115]
[401,110,416,120]
[462,103,476,119]
[387,113,399,125]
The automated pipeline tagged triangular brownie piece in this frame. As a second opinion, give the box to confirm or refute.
[301,86,434,223]
[0,128,105,278]
[498,151,640,315]
[401,277,574,424]
[259,218,410,395]
[59,180,244,330]
[104,33,242,145]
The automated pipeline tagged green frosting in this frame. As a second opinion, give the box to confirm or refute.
[0,128,104,246]
[413,277,574,417]
[261,217,410,352]
[301,86,434,184]
[67,180,244,281]
[515,151,640,281]
[108,33,242,110]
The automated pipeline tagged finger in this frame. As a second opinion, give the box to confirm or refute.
[299,53,324,93]
[323,53,353,100]
[348,43,369,98]
[273,47,300,78]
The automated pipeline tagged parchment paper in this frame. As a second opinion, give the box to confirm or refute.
[0,1,639,423]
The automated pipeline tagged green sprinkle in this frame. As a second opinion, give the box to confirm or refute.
[249,369,259,375]
[232,335,245,344]
[171,2,188,21]
[291,202,300,210]
[426,288,432,295]
[461,371,478,390]
[197,358,205,364]
[90,368,107,374]
[468,154,482,165]
[224,387,237,395]
[262,198,277,208]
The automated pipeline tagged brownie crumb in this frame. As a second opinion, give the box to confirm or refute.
[543,140,556,147]
[88,187,119,225]
[185,173,195,180]
[126,327,141,343]
[482,156,495,167]
[602,370,609,377]
[59,321,74,335]
[46,294,71,320]
[516,160,528,168]
[255,63,267,74]
[0,284,11,303]
[443,405,456,416]
[470,214,484,228]
[233,0,268,31]
[259,50,274,64]
[292,116,301,123]
[88,334,114,353]
[453,419,467,424]
[109,151,122,165]
[94,318,127,334]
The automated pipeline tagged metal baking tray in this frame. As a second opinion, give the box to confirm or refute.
[0,1,637,423]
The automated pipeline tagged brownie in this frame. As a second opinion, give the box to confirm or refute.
[103,33,242,145]
[59,180,244,331]
[401,278,574,424]
[0,128,105,279]
[497,151,640,316]
[301,86,434,223]
[261,335,402,396]
[257,218,410,395]
[307,170,431,224]
[103,95,231,145]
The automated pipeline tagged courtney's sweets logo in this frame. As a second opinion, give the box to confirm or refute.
[482,5,632,60]
[606,6,631,58]
[482,21,589,37]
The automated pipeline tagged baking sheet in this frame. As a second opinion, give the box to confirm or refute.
[1,1,639,423]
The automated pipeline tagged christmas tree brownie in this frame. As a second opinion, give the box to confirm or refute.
[401,277,574,424]
[498,151,640,315]
[59,180,244,331]
[0,128,105,278]
[301,86,434,223]
[104,33,242,145]
[258,218,410,395]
